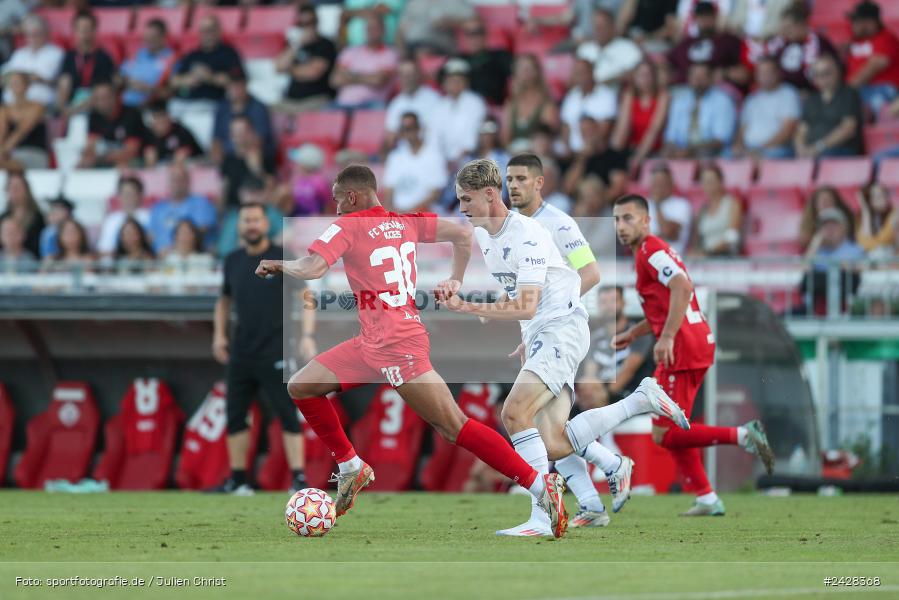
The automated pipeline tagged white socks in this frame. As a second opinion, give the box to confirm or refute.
[697,491,720,505]
[580,441,622,475]
[555,453,604,513]
[338,455,362,474]
[565,389,650,453]
[737,426,748,446]
[510,428,549,499]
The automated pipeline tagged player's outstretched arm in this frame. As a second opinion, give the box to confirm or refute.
[612,319,652,349]
[433,218,473,284]
[255,254,330,281]
[442,284,542,321]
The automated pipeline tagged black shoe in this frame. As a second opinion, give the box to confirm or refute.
[289,473,308,495]
[206,477,255,496]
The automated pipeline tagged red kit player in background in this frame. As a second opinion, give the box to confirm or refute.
[611,195,775,516]
[255,165,568,537]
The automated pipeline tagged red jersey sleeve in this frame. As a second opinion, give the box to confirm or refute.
[308,218,353,265]
[404,212,438,243]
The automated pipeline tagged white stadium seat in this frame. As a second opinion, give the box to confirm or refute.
[246,59,288,106]
[24,170,64,207]
[61,170,119,227]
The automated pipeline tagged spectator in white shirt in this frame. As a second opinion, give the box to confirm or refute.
[2,15,64,108]
[385,58,441,148]
[731,56,800,159]
[97,175,151,256]
[646,163,693,256]
[383,112,448,212]
[560,58,618,154]
[429,58,487,165]
[576,9,642,86]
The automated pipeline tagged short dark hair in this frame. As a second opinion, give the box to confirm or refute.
[148,99,169,114]
[593,8,615,23]
[238,201,268,215]
[699,162,724,181]
[73,11,97,28]
[335,165,378,192]
[400,111,420,127]
[600,285,624,298]
[781,1,810,23]
[650,163,673,179]
[298,5,318,21]
[118,175,144,195]
[508,153,544,176]
[756,55,781,71]
[146,18,167,36]
[614,194,649,212]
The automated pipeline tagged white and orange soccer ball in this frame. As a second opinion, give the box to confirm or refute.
[285,488,336,537]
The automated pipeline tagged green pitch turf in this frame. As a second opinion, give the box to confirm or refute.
[1,491,897,600]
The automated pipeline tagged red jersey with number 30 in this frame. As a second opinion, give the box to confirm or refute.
[308,205,437,347]
[635,235,715,371]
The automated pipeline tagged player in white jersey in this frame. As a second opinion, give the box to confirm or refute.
[440,158,691,538]
[504,153,637,532]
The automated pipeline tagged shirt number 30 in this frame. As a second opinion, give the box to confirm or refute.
[370,242,417,307]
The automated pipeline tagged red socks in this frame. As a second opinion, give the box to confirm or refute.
[661,424,738,449]
[669,447,713,496]
[456,419,538,489]
[293,395,356,463]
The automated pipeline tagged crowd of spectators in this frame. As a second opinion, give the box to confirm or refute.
[1,0,899,277]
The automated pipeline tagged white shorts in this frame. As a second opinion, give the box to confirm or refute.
[521,311,590,399]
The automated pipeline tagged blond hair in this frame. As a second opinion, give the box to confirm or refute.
[455,158,502,191]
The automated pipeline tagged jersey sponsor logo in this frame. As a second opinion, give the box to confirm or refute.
[492,272,517,292]
[564,239,586,250]
[318,223,342,243]
[522,240,538,246]
[662,266,674,278]
[524,256,546,265]
[367,220,407,240]
[502,247,511,260]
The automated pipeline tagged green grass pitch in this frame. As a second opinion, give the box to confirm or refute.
[1,491,897,599]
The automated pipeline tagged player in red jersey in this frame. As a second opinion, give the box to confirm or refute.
[255,165,569,536]
[611,195,775,516]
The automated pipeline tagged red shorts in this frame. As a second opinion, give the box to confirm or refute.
[652,365,708,429]
[316,333,433,389]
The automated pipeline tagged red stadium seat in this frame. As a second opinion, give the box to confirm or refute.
[175,383,262,490]
[134,7,188,36]
[418,55,447,83]
[345,109,387,155]
[865,123,899,155]
[0,384,14,486]
[189,166,223,203]
[191,7,245,34]
[96,34,123,65]
[815,157,872,210]
[474,5,519,32]
[93,379,184,490]
[14,382,100,489]
[512,26,569,55]
[716,159,755,191]
[283,110,348,152]
[226,31,287,59]
[638,159,697,191]
[540,52,574,101]
[745,187,804,245]
[811,20,852,48]
[94,8,134,35]
[756,158,814,188]
[35,8,76,37]
[244,5,296,34]
[350,385,426,491]
[878,157,899,188]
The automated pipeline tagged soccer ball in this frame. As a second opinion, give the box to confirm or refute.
[285,488,336,537]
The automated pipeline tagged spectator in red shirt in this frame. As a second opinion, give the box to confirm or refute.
[846,1,899,115]
[610,60,670,173]
[764,2,838,91]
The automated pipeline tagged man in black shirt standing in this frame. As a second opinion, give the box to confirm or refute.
[212,203,306,494]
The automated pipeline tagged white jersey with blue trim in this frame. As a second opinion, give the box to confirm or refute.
[527,202,591,270]
[474,211,586,340]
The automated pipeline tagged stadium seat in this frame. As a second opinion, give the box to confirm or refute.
[350,385,426,491]
[345,109,387,155]
[62,170,119,226]
[134,167,170,204]
[474,5,519,33]
[638,159,697,191]
[755,158,814,189]
[282,110,348,152]
[35,8,76,37]
[511,26,569,55]
[23,169,63,205]
[14,382,100,489]
[864,122,899,155]
[94,8,133,36]
[0,383,14,486]
[93,379,184,490]
[421,383,501,492]
[815,157,873,210]
[540,53,574,101]
[96,34,124,65]
[190,6,244,34]
[134,7,188,36]
[745,187,804,247]
[187,166,223,203]
[716,159,755,191]
[878,157,899,189]
[246,59,289,105]
[179,109,216,151]
[418,55,447,84]
[175,383,262,490]
[245,5,297,34]
[227,31,287,60]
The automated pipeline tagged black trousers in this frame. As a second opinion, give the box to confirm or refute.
[226,356,301,434]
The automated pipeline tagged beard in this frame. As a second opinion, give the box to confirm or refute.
[241,232,265,246]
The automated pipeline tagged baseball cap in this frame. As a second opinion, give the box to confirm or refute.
[847,1,881,22]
